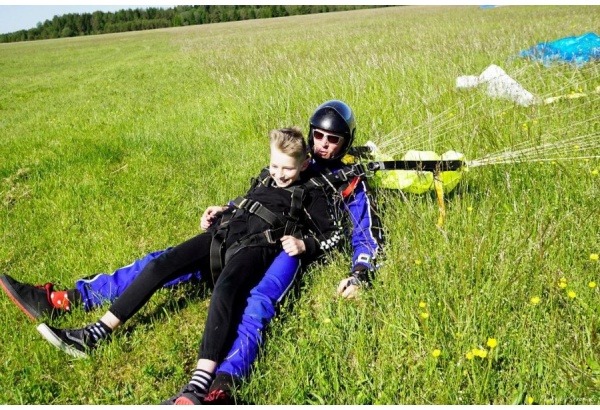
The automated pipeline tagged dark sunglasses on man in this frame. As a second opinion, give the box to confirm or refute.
[313,129,344,145]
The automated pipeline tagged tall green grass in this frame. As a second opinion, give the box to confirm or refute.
[1,5,599,404]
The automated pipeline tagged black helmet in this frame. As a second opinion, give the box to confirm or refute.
[308,100,356,162]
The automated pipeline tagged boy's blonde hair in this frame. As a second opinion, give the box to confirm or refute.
[269,127,308,161]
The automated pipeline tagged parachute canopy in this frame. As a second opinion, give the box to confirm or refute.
[520,32,600,66]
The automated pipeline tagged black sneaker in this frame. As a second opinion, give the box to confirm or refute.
[160,384,205,405]
[36,323,107,358]
[0,274,67,320]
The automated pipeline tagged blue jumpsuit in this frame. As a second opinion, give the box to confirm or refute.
[74,159,383,378]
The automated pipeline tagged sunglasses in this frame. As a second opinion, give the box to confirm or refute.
[313,129,344,145]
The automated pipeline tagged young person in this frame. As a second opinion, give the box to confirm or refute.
[0,100,384,404]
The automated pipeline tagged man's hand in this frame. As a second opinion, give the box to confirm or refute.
[337,276,361,299]
[337,264,371,299]
[200,206,228,230]
[280,236,306,256]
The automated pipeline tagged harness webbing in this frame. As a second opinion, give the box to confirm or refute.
[209,174,311,282]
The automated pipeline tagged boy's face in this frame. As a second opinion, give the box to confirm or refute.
[269,145,309,188]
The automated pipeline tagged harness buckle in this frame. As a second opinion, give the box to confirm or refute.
[238,198,249,209]
[351,163,366,177]
[264,229,276,244]
[248,201,261,214]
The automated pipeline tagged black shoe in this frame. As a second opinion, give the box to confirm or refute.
[160,384,205,405]
[0,274,68,320]
[36,323,107,358]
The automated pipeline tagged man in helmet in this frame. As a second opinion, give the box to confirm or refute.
[0,100,383,404]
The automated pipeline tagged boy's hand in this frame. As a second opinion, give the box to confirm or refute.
[201,206,227,230]
[337,277,360,299]
[280,236,306,256]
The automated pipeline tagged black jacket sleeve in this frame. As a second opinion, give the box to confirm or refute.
[301,188,342,259]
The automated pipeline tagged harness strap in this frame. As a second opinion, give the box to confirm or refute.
[232,196,286,227]
[341,176,361,198]
[210,225,228,283]
[210,184,308,280]
[284,186,306,236]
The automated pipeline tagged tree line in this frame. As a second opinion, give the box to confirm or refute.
[1,5,387,43]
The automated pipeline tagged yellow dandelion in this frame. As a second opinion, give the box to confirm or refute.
[527,396,534,405]
[558,282,567,289]
[530,296,541,305]
[323,318,331,324]
[568,291,576,299]
[590,253,599,261]
[419,301,427,308]
[474,349,488,359]
[466,351,474,360]
[414,259,422,265]
[589,281,596,288]
[420,312,429,319]
[486,338,498,349]
[467,206,473,212]
[432,349,441,358]
[560,277,567,283]
[592,169,598,176]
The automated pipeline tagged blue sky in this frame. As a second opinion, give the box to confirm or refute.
[0,4,169,34]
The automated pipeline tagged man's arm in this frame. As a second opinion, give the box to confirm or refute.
[338,177,384,298]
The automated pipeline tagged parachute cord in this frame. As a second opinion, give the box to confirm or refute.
[434,172,445,228]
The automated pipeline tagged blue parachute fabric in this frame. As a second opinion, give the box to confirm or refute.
[520,32,600,67]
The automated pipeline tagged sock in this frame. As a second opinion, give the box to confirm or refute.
[49,290,71,310]
[85,320,112,345]
[188,369,215,399]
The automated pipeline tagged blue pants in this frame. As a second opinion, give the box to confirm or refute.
[75,249,300,378]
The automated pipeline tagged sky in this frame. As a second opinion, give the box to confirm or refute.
[0,3,171,34]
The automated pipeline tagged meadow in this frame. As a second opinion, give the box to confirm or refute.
[0,5,599,404]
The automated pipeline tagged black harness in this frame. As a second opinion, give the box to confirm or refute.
[209,169,319,281]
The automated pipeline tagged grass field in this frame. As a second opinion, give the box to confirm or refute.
[1,5,599,404]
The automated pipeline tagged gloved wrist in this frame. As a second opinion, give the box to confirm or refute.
[350,264,371,287]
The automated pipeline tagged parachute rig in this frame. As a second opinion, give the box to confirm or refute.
[338,142,468,228]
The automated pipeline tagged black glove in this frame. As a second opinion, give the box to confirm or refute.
[349,264,372,287]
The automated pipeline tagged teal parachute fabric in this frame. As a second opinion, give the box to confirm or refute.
[520,32,600,66]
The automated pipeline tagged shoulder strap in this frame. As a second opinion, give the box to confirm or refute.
[249,167,273,191]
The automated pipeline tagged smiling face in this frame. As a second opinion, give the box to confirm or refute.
[269,144,309,188]
[311,128,345,160]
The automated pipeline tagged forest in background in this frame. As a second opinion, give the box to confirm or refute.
[0,5,385,43]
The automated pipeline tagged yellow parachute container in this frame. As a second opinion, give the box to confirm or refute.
[368,148,467,194]
[344,142,468,227]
